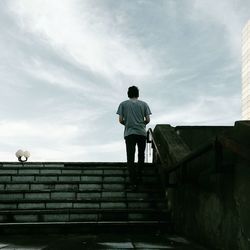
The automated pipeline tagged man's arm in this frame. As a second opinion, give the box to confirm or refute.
[144,115,150,125]
[119,115,125,125]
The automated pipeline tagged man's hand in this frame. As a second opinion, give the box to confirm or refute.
[119,116,125,125]
[144,115,150,125]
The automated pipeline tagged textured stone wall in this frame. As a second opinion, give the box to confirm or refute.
[153,121,250,250]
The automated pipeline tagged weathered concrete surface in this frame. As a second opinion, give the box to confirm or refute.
[234,159,250,250]
[174,126,232,150]
[153,121,250,250]
[154,125,191,166]
[153,125,191,206]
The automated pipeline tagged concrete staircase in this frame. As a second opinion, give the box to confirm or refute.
[0,162,170,233]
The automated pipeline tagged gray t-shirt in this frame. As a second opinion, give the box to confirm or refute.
[116,99,152,138]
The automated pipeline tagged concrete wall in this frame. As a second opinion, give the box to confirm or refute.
[153,121,250,250]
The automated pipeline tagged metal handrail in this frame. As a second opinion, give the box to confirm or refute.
[147,128,167,165]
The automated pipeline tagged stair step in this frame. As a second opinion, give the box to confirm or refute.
[0,180,159,187]
[0,208,168,213]
[0,171,157,175]
[0,205,167,210]
[0,220,172,234]
[0,198,167,210]
[0,208,169,223]
[0,162,156,170]
[0,193,162,203]
[0,188,164,193]
[0,197,165,202]
[0,175,158,180]
[0,190,165,203]
[0,220,170,226]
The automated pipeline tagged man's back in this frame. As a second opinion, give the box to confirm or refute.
[117,99,151,137]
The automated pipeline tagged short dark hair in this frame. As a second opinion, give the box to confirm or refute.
[127,86,139,98]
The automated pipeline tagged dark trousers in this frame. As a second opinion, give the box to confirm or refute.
[125,134,146,183]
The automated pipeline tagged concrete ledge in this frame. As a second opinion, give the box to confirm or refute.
[154,125,191,166]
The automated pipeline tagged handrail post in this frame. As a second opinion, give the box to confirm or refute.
[146,130,152,143]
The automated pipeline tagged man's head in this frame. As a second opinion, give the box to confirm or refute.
[127,86,139,98]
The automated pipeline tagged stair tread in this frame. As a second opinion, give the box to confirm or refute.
[0,189,164,193]
[0,163,155,169]
[0,197,165,202]
[0,174,157,177]
[0,180,159,183]
[0,220,170,226]
[1,197,165,203]
[0,208,169,214]
[1,183,158,186]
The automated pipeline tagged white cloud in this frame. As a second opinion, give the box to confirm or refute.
[7,0,157,79]
[0,119,113,161]
[0,137,125,162]
[0,120,78,140]
[24,58,92,92]
[192,0,245,59]
[153,95,240,126]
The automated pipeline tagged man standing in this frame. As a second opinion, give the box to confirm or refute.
[116,86,152,187]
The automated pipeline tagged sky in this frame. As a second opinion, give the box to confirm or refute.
[0,0,249,162]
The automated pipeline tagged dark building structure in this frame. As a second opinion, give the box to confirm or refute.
[152,120,250,250]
